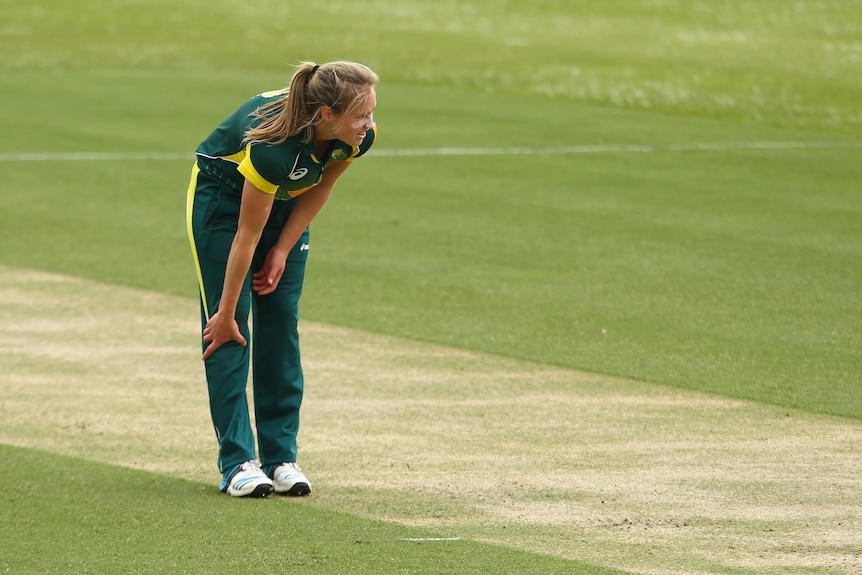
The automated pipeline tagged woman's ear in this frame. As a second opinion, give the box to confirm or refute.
[320,105,335,122]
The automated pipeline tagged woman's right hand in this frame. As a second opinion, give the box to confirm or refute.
[202,310,247,360]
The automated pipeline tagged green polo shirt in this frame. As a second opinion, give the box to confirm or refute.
[196,89,376,201]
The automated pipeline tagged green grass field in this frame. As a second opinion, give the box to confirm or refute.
[3,444,609,575]
[1,1,860,574]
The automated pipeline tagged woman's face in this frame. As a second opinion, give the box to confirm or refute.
[325,86,377,146]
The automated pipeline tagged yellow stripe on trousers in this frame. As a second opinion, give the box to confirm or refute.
[185,163,211,321]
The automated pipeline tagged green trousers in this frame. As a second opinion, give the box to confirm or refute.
[186,164,309,473]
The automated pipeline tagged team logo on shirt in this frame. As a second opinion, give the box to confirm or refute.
[331,149,348,160]
[289,168,309,180]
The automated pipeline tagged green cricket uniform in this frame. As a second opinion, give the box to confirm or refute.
[186,89,376,473]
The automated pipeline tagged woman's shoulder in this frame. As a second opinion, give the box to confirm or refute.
[250,134,304,164]
[257,88,289,99]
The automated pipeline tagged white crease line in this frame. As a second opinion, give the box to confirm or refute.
[0,141,859,162]
[399,537,462,542]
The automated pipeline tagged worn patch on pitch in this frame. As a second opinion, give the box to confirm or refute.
[1,264,860,575]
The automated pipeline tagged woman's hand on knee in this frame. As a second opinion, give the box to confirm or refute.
[202,310,247,360]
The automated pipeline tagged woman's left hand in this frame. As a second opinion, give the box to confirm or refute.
[252,246,287,295]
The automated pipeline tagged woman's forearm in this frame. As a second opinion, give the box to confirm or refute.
[217,179,275,316]
[274,161,350,256]
[274,184,333,255]
[218,233,258,317]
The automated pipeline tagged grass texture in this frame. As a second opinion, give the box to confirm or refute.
[2,0,860,134]
[2,2,859,421]
[1,74,859,418]
[2,267,860,574]
[0,0,860,573]
[0,444,615,575]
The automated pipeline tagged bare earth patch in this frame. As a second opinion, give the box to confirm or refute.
[1,264,860,575]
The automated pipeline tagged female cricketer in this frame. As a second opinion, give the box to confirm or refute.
[185,61,378,497]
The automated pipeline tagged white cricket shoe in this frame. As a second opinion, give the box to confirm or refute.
[267,462,312,496]
[219,460,274,498]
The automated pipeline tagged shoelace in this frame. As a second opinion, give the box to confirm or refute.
[241,460,264,472]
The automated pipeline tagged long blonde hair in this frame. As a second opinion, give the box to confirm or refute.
[243,61,378,145]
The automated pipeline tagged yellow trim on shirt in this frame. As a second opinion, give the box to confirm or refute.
[237,144,278,194]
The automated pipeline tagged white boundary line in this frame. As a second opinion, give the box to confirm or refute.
[0,152,192,162]
[374,141,862,157]
[0,141,859,162]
